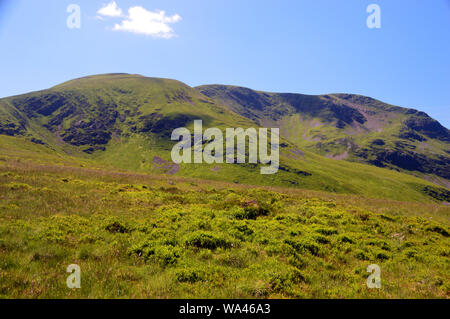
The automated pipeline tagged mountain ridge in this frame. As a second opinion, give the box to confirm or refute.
[196,84,450,181]
[0,73,448,202]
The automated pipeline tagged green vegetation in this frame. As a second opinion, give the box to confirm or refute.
[0,74,448,299]
[0,147,448,299]
[197,85,450,183]
[0,74,447,203]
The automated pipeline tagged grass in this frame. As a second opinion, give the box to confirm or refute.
[0,150,448,299]
[0,74,448,299]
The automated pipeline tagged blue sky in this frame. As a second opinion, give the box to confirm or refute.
[0,0,449,127]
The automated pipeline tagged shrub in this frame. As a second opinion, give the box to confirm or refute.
[402,241,415,248]
[175,268,206,283]
[366,239,391,251]
[284,238,320,256]
[337,235,354,244]
[197,220,212,231]
[78,246,91,260]
[234,222,254,236]
[425,225,449,237]
[288,253,308,269]
[128,240,181,266]
[354,249,369,261]
[314,227,338,236]
[404,248,419,259]
[128,240,155,258]
[357,212,370,221]
[175,266,225,283]
[289,227,302,237]
[153,246,181,266]
[233,205,270,220]
[269,272,291,293]
[5,182,32,191]
[379,214,396,222]
[185,231,232,250]
[372,249,390,261]
[269,268,308,293]
[438,248,449,257]
[105,221,132,234]
[313,234,330,244]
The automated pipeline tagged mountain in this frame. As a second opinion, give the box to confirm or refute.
[0,73,449,203]
[1,74,449,299]
[196,85,450,186]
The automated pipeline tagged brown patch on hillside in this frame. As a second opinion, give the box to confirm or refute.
[152,156,180,175]
[326,151,349,160]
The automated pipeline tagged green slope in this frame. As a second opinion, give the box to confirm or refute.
[196,85,450,185]
[1,74,449,300]
[0,154,448,298]
[0,74,448,203]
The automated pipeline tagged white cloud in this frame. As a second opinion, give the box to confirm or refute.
[97,1,123,17]
[112,6,181,38]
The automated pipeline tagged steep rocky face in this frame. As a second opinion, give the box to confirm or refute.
[197,85,367,127]
[0,75,247,154]
[403,115,450,142]
[7,90,121,151]
[0,101,29,136]
[196,85,450,182]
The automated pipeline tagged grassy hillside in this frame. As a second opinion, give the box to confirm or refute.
[0,74,449,299]
[0,74,448,203]
[196,85,450,185]
[0,144,448,298]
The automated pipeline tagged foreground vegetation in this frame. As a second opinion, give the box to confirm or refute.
[0,152,448,299]
[0,74,448,299]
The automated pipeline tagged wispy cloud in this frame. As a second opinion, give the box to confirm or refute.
[97,1,123,17]
[97,2,181,39]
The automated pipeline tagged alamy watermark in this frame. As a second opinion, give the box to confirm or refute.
[367,4,381,29]
[66,4,81,29]
[366,264,381,289]
[171,120,280,175]
[66,264,81,289]
[67,4,380,30]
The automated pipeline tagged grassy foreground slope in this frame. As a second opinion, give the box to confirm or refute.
[0,137,449,298]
